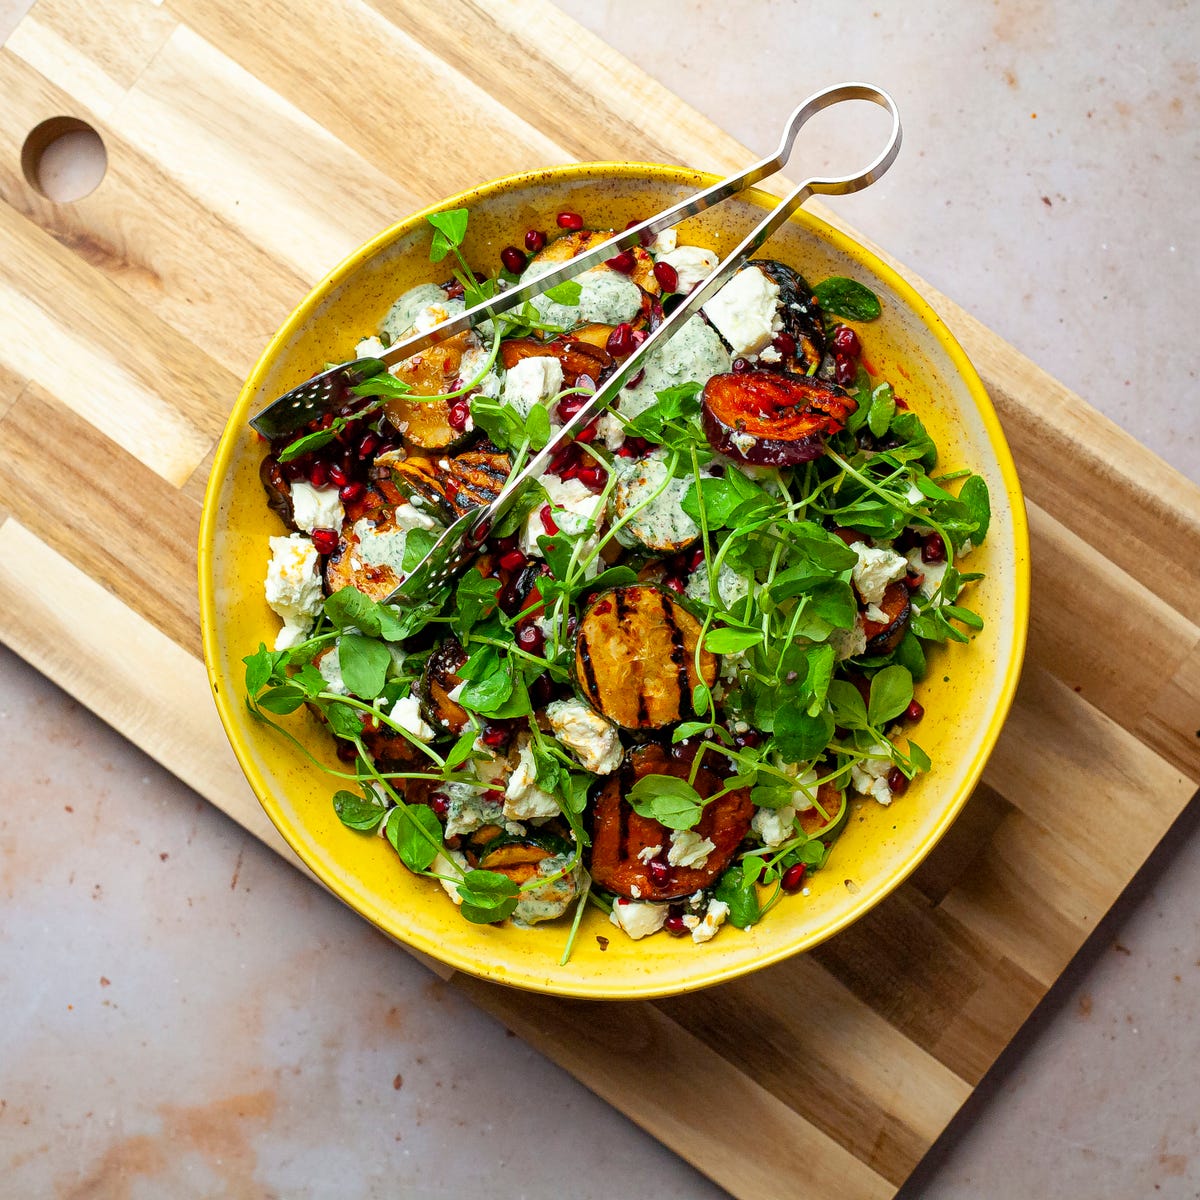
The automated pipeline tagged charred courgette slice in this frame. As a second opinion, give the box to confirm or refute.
[475,831,574,883]
[754,259,826,373]
[612,453,701,554]
[382,333,478,452]
[388,449,511,524]
[499,336,612,387]
[419,638,471,736]
[574,585,717,730]
[529,229,660,296]
[862,581,912,655]
[701,371,856,466]
[590,743,753,901]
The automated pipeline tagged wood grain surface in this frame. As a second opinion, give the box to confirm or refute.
[1,2,1197,1196]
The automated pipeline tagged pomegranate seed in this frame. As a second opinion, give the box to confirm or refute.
[832,325,861,357]
[689,547,706,570]
[548,443,578,475]
[664,576,685,594]
[335,739,357,762]
[887,767,909,796]
[319,412,335,429]
[624,368,645,389]
[653,261,679,293]
[430,792,450,818]
[630,329,648,349]
[516,623,545,655]
[556,211,583,230]
[906,572,925,591]
[616,445,636,457]
[539,506,559,535]
[484,789,505,804]
[524,228,546,252]
[281,458,306,481]
[772,332,797,358]
[573,422,598,445]
[481,726,509,749]
[664,914,689,937]
[448,402,471,431]
[646,859,670,887]
[733,730,763,749]
[338,481,365,503]
[560,463,581,481]
[922,534,946,563]
[835,356,857,387]
[557,395,586,422]
[905,700,925,723]
[500,245,527,273]
[529,673,553,706]
[731,357,750,373]
[781,863,807,893]
[606,322,634,357]
[311,528,339,555]
[606,250,636,274]
[308,462,329,488]
[329,464,348,488]
[498,549,526,571]
[358,432,379,459]
[445,280,465,299]
[576,465,605,490]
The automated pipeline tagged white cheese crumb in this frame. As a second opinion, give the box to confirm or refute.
[751,805,796,848]
[636,844,663,865]
[545,698,623,774]
[648,228,678,254]
[519,475,604,558]
[609,899,669,940]
[668,828,716,869]
[906,547,951,605]
[830,614,868,661]
[502,354,563,418]
[851,543,908,606]
[503,741,560,822]
[658,244,719,291]
[850,743,893,806]
[702,267,782,357]
[289,480,344,535]
[390,695,434,743]
[316,648,348,695]
[265,534,323,650]
[683,898,730,944]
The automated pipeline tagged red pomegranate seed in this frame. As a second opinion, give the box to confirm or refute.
[498,549,526,571]
[781,863,807,893]
[311,528,339,555]
[922,534,946,563]
[886,767,909,796]
[576,465,604,489]
[516,623,545,655]
[484,788,505,803]
[906,571,925,591]
[557,395,586,422]
[319,412,335,429]
[539,505,559,535]
[664,914,689,937]
[606,250,636,274]
[733,730,762,748]
[646,859,671,887]
[573,422,599,445]
[335,739,357,762]
[524,229,547,253]
[664,576,685,594]
[616,445,635,457]
[556,211,583,230]
[772,332,797,358]
[606,322,634,357]
[630,329,648,348]
[689,548,706,570]
[448,401,471,431]
[905,700,925,723]
[624,368,645,389]
[652,260,679,293]
[430,792,450,818]
[500,245,527,274]
[832,325,861,357]
[328,464,348,488]
[731,357,750,373]
[835,356,857,387]
[358,432,379,459]
[481,727,509,749]
[308,462,329,488]
[338,481,365,503]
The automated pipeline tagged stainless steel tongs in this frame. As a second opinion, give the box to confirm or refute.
[251,82,901,605]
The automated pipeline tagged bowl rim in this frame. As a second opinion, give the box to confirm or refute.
[198,160,1030,999]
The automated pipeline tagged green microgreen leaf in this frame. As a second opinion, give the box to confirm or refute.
[385,804,443,873]
[255,684,306,714]
[400,527,438,573]
[243,643,286,695]
[813,277,882,321]
[866,382,896,438]
[714,862,764,927]
[333,789,386,832]
[772,706,835,763]
[542,280,582,305]
[427,207,469,262]
[451,570,501,642]
[958,474,991,545]
[457,869,520,924]
[338,635,391,700]
[704,627,763,655]
[867,664,914,726]
[626,774,705,830]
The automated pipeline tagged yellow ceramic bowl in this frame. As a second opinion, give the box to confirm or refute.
[199,163,1029,999]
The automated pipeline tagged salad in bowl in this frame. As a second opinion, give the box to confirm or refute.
[243,201,994,958]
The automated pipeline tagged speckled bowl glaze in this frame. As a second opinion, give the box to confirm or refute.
[199,163,1029,999]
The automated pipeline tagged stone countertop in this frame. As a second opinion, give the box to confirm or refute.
[1,2,1197,1196]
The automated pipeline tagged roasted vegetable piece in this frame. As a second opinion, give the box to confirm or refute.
[862,581,913,655]
[382,332,478,452]
[590,743,753,900]
[797,782,848,837]
[420,638,471,735]
[753,260,826,373]
[500,335,612,386]
[529,229,660,295]
[388,449,511,524]
[475,831,574,882]
[259,455,294,528]
[574,585,717,730]
[323,478,430,601]
[701,370,856,466]
[612,455,701,554]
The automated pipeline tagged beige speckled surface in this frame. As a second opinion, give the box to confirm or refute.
[2,1,1198,1196]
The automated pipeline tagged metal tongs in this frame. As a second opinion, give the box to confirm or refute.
[250,82,901,605]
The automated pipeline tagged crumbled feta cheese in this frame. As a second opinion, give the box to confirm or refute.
[609,899,669,940]
[413,301,454,335]
[503,741,560,822]
[431,849,471,904]
[444,782,504,837]
[390,695,434,743]
[702,267,782,356]
[730,430,756,456]
[648,228,678,254]
[850,743,894,806]
[864,603,888,623]
[636,844,663,864]
[595,411,626,451]
[265,534,323,649]
[289,480,344,535]
[751,805,797,847]
[904,481,924,505]
[658,244,719,291]
[316,648,348,695]
[459,341,501,399]
[630,884,642,899]
[519,474,605,558]
[830,614,868,661]
[756,345,782,364]
[502,354,563,418]
[391,501,440,532]
[355,335,387,360]
[668,828,715,869]
[851,543,908,606]
[905,547,950,605]
[545,699,623,774]
[683,898,729,944]
[959,538,975,557]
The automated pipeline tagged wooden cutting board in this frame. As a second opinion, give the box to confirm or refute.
[1,2,1198,1195]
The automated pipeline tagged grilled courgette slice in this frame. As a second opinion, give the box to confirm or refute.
[419,638,470,736]
[590,743,753,901]
[612,452,700,553]
[388,448,511,524]
[574,585,717,730]
[862,581,912,655]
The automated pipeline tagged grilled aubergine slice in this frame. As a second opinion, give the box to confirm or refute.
[701,371,856,466]
[323,477,423,602]
[753,259,826,374]
[590,743,753,901]
[574,584,717,730]
[419,638,471,736]
[388,448,511,524]
[861,580,912,655]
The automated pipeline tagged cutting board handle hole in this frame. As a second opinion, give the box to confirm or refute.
[21,117,107,202]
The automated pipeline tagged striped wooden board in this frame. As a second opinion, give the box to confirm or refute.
[2,2,1197,1195]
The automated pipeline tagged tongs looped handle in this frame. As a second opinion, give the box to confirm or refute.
[387,84,901,604]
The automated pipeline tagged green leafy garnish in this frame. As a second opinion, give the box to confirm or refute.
[813,276,882,321]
